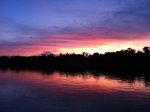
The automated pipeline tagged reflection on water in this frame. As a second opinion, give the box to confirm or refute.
[0,70,150,112]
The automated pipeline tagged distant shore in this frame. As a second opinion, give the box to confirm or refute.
[0,47,150,72]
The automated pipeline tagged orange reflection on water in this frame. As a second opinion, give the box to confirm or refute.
[0,70,150,96]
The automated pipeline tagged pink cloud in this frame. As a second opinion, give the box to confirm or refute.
[1,28,150,56]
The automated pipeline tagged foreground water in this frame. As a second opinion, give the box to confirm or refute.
[0,70,150,112]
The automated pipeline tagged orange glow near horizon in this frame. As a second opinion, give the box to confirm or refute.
[1,40,149,56]
[58,40,150,54]
[1,32,150,56]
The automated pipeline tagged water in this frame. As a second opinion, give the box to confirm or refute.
[0,70,150,112]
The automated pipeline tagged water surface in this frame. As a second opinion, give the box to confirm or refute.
[0,70,150,112]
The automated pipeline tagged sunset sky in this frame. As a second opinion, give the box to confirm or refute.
[0,0,150,56]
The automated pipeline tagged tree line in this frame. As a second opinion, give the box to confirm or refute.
[0,47,150,72]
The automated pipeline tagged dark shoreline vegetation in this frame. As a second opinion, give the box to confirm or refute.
[0,47,150,73]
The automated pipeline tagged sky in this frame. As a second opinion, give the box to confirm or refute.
[0,0,150,56]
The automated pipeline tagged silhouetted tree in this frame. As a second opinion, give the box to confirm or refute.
[143,47,150,55]
[93,52,99,57]
[82,52,89,57]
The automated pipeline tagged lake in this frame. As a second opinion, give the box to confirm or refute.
[0,69,150,112]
